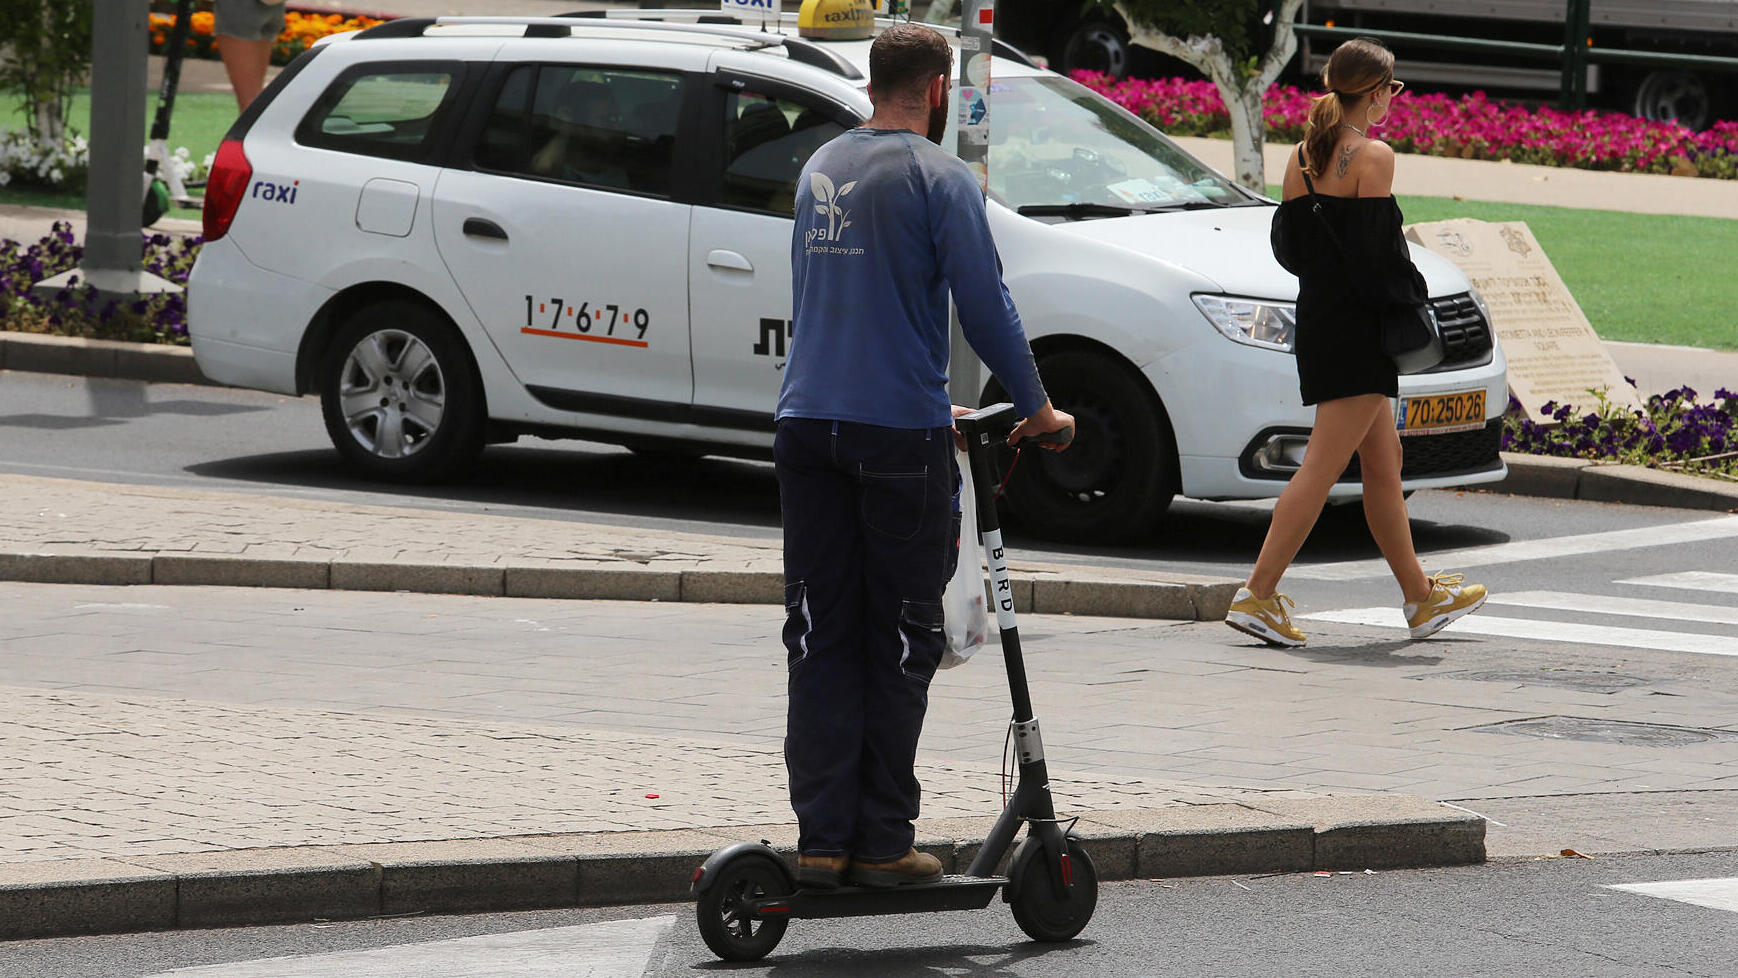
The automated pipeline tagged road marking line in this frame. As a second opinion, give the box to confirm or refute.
[1490,591,1738,627]
[1607,878,1738,914]
[1301,607,1738,656]
[1619,571,1738,596]
[146,915,675,977]
[1289,516,1738,581]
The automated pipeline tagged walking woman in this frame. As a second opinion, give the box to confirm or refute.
[1225,37,1487,648]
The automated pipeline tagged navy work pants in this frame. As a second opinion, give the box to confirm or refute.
[775,417,958,862]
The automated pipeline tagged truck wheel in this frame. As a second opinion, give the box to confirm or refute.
[1632,70,1711,130]
[1057,20,1130,79]
[992,350,1176,543]
[319,300,485,483]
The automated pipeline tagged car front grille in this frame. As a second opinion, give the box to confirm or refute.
[1424,293,1495,371]
[1339,420,1504,483]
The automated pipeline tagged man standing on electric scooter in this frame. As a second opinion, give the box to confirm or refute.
[777,22,1074,891]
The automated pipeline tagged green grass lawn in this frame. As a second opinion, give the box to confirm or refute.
[1269,187,1738,351]
[1,91,237,218]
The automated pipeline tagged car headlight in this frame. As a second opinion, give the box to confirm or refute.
[1192,294,1297,353]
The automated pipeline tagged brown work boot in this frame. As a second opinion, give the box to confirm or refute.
[849,849,943,888]
[795,853,848,890]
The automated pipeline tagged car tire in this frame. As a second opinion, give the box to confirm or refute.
[1631,69,1712,130]
[319,300,486,483]
[1056,19,1131,79]
[990,350,1177,543]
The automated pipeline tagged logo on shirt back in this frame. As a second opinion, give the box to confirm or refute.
[803,171,865,254]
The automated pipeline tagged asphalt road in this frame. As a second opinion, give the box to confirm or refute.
[0,372,1723,607]
[9,852,1738,977]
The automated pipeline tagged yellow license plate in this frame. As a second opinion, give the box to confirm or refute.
[1397,391,1486,435]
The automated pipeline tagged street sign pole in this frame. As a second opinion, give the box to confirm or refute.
[948,0,993,408]
[34,0,180,303]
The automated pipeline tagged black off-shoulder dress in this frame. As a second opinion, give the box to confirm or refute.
[1270,192,1429,406]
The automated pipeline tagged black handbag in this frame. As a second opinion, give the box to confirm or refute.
[1298,162,1445,374]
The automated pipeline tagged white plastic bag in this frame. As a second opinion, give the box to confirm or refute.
[940,449,988,669]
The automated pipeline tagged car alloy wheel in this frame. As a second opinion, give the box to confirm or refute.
[338,328,447,460]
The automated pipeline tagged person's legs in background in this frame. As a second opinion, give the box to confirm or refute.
[214,0,284,112]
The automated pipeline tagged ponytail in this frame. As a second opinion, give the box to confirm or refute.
[1301,91,1344,177]
[1303,37,1396,177]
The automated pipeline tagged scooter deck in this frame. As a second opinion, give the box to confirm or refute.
[768,875,1008,919]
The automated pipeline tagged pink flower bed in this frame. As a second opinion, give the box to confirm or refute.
[1074,72,1738,180]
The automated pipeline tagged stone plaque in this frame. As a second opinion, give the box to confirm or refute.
[1405,218,1644,423]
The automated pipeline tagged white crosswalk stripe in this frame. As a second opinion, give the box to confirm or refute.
[1289,516,1738,581]
[1489,591,1738,627]
[1306,566,1738,655]
[1619,571,1738,596]
[1302,608,1738,656]
[1607,878,1738,914]
[145,916,675,978]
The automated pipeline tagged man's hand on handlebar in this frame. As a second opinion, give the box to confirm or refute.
[1008,401,1075,451]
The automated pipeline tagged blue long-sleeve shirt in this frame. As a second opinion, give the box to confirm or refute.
[776,127,1047,429]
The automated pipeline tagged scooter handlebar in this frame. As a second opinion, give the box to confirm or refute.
[955,403,1073,449]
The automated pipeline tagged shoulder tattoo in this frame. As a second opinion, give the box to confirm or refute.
[1335,143,1359,179]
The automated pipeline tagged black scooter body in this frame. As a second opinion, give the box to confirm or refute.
[692,404,1096,961]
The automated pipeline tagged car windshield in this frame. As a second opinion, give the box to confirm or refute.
[945,75,1251,214]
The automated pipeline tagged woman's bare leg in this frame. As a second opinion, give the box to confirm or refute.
[219,37,274,112]
[1247,394,1390,598]
[1355,410,1432,603]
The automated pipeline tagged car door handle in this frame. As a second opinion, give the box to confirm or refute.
[706,249,754,273]
[463,218,508,242]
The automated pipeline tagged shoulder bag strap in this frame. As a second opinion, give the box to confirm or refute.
[1298,145,1350,261]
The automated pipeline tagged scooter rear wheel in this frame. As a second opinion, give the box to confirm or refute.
[695,854,790,961]
[1008,836,1098,942]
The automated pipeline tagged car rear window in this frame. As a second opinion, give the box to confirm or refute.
[296,62,462,162]
[473,65,684,197]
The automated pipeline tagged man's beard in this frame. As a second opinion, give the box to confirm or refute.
[927,95,948,145]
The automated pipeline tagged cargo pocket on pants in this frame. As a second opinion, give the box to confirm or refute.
[784,581,813,668]
[898,598,946,684]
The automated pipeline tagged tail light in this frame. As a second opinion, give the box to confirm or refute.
[203,138,253,242]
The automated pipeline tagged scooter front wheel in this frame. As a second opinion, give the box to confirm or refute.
[695,854,790,961]
[1008,836,1098,942]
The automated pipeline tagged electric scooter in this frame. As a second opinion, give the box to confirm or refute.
[144,0,205,226]
[691,403,1095,962]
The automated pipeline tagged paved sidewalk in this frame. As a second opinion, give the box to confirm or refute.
[4,577,1737,937]
[1172,135,1738,220]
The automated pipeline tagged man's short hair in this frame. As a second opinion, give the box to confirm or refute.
[869,23,953,103]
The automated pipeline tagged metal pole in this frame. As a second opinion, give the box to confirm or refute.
[86,0,148,282]
[1560,0,1591,111]
[948,0,992,407]
[35,0,179,301]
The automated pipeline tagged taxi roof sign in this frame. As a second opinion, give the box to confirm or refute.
[798,0,875,40]
[720,0,780,22]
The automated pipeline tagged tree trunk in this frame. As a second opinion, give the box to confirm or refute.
[33,99,66,147]
[1224,81,1268,192]
[1114,0,1306,194]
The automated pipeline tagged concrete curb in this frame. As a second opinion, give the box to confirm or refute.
[0,331,212,386]
[1489,452,1738,513]
[0,552,1244,622]
[0,797,1483,941]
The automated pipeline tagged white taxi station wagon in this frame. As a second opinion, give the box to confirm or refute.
[187,5,1508,542]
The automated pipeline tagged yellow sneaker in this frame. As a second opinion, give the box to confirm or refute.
[1406,573,1488,639]
[1225,588,1307,648]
